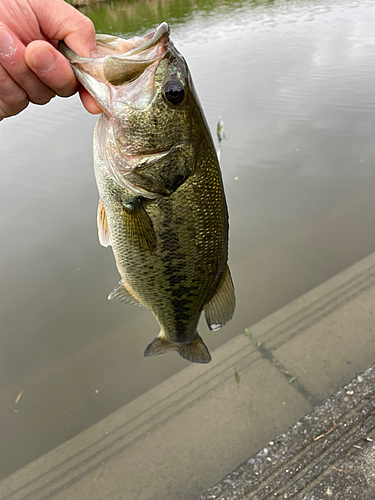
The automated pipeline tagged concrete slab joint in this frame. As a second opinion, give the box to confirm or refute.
[198,364,375,500]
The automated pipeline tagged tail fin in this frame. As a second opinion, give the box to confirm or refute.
[144,334,211,364]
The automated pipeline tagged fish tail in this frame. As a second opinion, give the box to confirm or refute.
[177,335,212,364]
[144,333,211,364]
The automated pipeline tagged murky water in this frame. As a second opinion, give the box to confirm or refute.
[1,0,375,480]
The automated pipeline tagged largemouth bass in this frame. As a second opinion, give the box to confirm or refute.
[59,23,235,364]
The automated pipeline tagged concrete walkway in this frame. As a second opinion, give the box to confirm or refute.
[2,251,375,499]
[199,363,375,499]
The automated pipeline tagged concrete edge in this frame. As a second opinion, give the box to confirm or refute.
[198,364,375,500]
[2,251,375,499]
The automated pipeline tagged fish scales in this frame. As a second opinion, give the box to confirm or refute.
[95,135,227,341]
[60,22,235,363]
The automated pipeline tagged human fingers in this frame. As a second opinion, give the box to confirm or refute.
[29,0,97,58]
[79,87,103,115]
[0,64,29,120]
[0,25,55,107]
[27,0,101,112]
[25,40,78,97]
[25,40,102,113]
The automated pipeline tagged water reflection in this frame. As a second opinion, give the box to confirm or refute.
[81,0,259,36]
[1,0,375,482]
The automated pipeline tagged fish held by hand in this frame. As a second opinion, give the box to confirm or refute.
[59,23,235,364]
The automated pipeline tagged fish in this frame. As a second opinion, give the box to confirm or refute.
[59,22,235,364]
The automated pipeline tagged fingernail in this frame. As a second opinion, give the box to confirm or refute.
[0,28,16,56]
[30,48,56,73]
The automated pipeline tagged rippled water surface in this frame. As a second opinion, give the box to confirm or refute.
[1,0,375,479]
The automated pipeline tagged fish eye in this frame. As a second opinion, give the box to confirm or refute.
[163,81,185,105]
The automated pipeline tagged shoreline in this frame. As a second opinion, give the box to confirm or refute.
[67,0,105,8]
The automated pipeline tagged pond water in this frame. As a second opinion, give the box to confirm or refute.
[1,0,375,480]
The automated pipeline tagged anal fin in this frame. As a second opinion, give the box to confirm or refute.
[108,280,141,306]
[144,334,211,364]
[97,199,111,247]
[204,264,236,331]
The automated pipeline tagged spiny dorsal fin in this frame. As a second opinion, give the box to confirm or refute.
[108,280,141,306]
[144,334,211,364]
[122,198,157,254]
[97,199,111,247]
[204,264,236,331]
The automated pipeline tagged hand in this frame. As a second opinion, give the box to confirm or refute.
[0,0,102,120]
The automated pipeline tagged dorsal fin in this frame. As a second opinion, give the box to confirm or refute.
[204,264,236,331]
[97,199,111,247]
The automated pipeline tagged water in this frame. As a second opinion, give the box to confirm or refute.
[1,0,375,480]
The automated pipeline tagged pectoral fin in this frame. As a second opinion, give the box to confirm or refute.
[204,264,236,331]
[108,280,141,306]
[97,199,111,247]
[122,198,157,254]
[144,334,211,364]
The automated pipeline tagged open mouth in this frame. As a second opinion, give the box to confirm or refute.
[59,23,176,194]
[59,23,171,113]
[59,22,170,86]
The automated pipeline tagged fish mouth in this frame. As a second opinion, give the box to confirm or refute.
[59,23,170,111]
